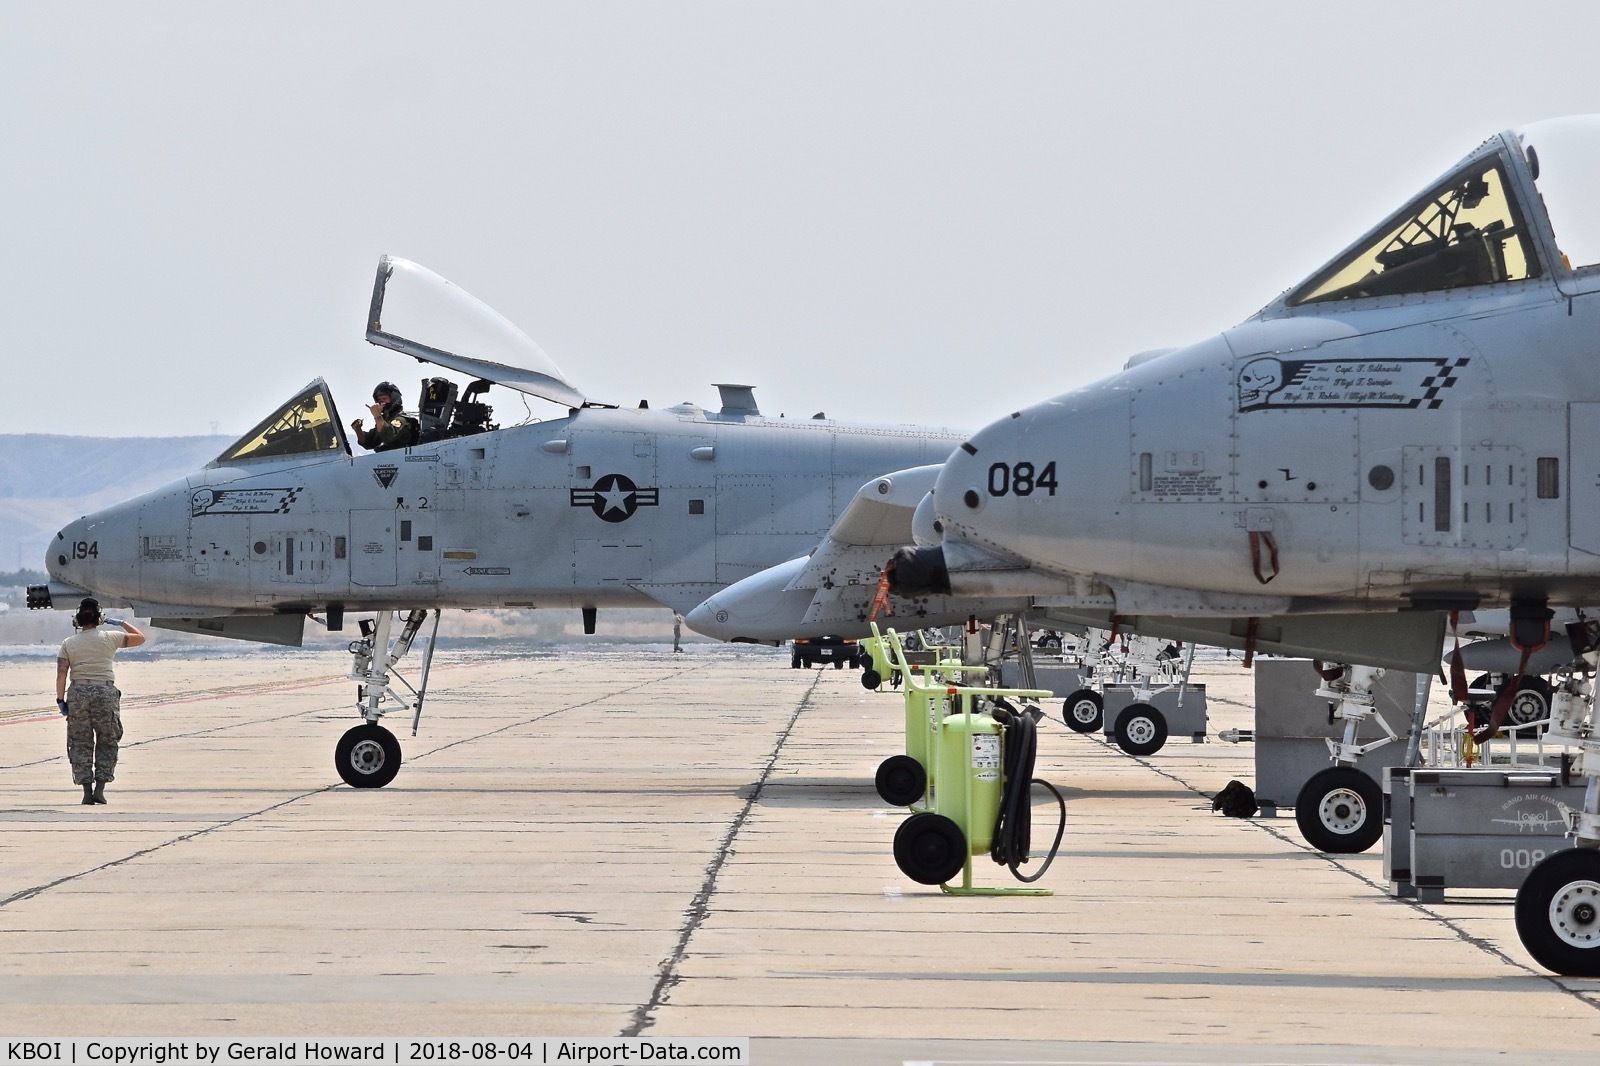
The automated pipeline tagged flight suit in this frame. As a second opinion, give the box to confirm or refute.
[361,416,417,452]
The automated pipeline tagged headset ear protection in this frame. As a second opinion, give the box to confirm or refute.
[73,597,103,630]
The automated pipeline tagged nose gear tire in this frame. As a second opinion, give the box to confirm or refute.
[1295,766,1382,853]
[1113,703,1168,756]
[1515,847,1600,976]
[336,723,402,788]
[1062,689,1104,733]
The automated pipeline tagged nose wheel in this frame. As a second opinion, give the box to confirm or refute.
[1113,703,1168,756]
[1062,689,1104,733]
[335,723,402,788]
[1515,848,1600,976]
[1294,766,1382,853]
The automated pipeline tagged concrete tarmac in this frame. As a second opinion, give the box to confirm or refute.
[0,641,1597,1064]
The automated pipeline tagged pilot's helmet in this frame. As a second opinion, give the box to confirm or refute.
[373,381,403,415]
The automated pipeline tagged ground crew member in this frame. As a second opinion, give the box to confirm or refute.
[351,381,418,451]
[54,598,144,805]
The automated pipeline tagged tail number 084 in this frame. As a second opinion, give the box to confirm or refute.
[987,461,1058,497]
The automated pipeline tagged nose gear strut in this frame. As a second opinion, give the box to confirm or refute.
[336,608,442,788]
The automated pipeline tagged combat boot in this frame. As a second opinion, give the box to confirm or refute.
[91,782,106,805]
[81,783,94,805]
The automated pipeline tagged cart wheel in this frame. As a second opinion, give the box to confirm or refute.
[1113,703,1167,755]
[1295,766,1382,853]
[861,669,882,690]
[1515,848,1600,976]
[875,754,927,806]
[1062,688,1104,733]
[893,812,967,885]
[335,723,402,788]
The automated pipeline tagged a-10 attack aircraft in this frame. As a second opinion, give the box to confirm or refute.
[30,257,1000,787]
[885,115,1600,977]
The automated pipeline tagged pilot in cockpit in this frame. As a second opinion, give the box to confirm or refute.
[351,381,419,452]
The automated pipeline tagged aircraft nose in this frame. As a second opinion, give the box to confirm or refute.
[47,504,140,603]
[47,517,93,583]
[684,596,735,641]
[934,421,1027,543]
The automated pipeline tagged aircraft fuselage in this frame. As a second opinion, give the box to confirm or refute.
[50,404,962,619]
[937,285,1600,614]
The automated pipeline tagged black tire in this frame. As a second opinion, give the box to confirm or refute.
[1295,766,1383,853]
[875,754,927,806]
[833,658,845,670]
[861,669,882,690]
[1062,688,1104,733]
[335,723,402,788]
[1506,676,1553,732]
[1040,635,1063,652]
[1515,848,1600,976]
[1113,703,1168,756]
[892,811,967,885]
[790,651,802,669]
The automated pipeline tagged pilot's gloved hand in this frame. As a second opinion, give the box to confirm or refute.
[351,418,365,433]
[56,700,68,716]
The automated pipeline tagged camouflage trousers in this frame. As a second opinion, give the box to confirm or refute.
[65,681,123,785]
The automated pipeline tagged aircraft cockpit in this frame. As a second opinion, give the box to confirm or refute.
[212,379,347,466]
[1288,144,1542,306]
[1283,115,1600,308]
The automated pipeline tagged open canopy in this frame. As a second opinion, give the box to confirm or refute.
[365,256,586,410]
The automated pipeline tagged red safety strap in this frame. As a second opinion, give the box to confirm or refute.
[1447,610,1470,704]
[1473,644,1534,742]
[1242,616,1259,669]
[1249,531,1280,584]
[867,569,891,622]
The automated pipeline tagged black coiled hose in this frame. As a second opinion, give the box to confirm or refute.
[990,704,1066,883]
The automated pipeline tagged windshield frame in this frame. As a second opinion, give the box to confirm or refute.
[210,379,350,467]
[1285,138,1545,309]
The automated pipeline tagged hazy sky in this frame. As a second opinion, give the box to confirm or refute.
[6,2,1600,439]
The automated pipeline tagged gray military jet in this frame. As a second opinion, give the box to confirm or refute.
[888,116,1600,977]
[30,256,964,788]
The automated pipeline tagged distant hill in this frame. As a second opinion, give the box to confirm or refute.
[0,434,231,571]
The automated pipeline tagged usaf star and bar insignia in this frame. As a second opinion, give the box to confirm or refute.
[570,473,660,523]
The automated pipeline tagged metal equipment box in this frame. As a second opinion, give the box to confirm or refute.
[1253,659,1420,814]
[1385,766,1581,902]
[996,663,1086,696]
[1101,683,1207,746]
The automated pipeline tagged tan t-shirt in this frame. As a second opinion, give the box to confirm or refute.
[58,628,128,685]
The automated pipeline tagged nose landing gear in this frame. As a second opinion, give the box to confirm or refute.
[338,608,441,788]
